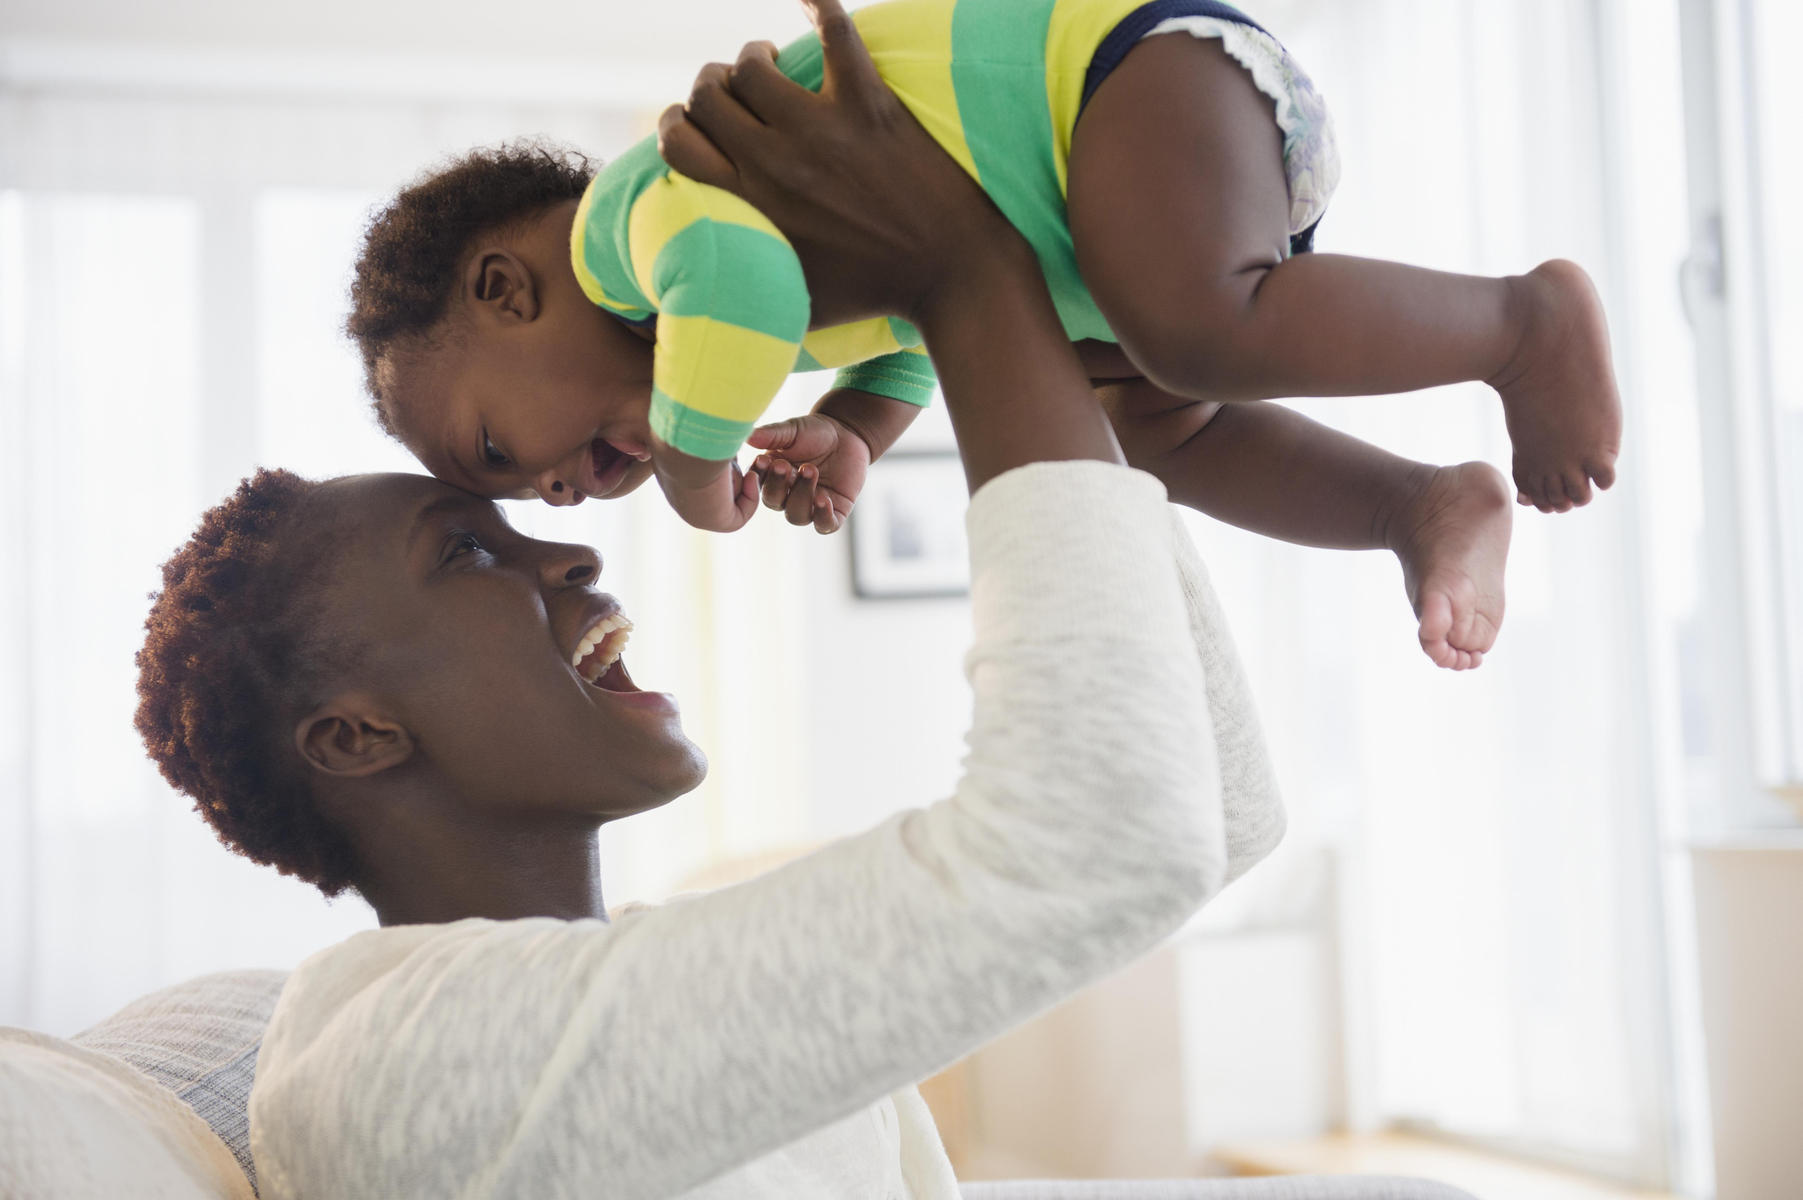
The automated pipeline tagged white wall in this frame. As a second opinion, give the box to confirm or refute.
[0,0,807,63]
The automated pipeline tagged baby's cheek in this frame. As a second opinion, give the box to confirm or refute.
[605,461,658,500]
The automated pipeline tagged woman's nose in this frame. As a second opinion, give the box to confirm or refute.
[533,466,586,507]
[541,542,601,588]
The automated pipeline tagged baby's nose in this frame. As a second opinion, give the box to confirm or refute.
[533,468,586,507]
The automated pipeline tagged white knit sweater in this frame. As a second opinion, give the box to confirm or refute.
[248,461,1285,1200]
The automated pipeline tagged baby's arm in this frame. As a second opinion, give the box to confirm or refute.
[628,171,813,530]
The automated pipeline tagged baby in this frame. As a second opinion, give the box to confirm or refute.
[348,0,1620,670]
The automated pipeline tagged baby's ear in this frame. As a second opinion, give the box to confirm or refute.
[467,249,540,323]
[295,695,415,778]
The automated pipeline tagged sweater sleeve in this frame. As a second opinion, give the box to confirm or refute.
[1166,510,1286,881]
[249,461,1280,1200]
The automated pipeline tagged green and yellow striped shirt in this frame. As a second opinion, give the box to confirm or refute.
[570,0,1258,460]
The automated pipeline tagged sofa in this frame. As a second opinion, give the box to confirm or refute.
[0,970,1475,1200]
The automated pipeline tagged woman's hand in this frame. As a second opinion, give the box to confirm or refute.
[661,0,1122,493]
[656,1,1015,329]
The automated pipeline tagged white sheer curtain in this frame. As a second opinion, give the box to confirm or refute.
[1173,0,1707,1187]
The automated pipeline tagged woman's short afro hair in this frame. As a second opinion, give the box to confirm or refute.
[135,468,360,897]
[347,139,596,434]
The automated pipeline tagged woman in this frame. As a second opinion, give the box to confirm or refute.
[133,4,1283,1195]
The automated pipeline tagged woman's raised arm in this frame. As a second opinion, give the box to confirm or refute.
[250,7,1265,1198]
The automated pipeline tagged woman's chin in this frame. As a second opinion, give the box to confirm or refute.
[593,745,708,821]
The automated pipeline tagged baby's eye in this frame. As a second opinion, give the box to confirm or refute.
[481,429,511,470]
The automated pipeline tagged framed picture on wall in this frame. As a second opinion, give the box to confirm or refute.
[849,450,970,599]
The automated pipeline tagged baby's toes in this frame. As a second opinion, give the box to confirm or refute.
[1562,470,1594,507]
[1417,594,1455,668]
[1586,457,1618,491]
[1513,463,1544,508]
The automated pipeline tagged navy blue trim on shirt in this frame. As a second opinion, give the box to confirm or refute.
[602,308,658,331]
[1079,1,1319,255]
[1080,0,1272,114]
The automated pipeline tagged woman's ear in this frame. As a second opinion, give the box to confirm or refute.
[465,248,540,324]
[295,696,416,778]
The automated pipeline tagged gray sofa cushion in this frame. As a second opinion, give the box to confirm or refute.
[68,970,1475,1200]
[71,969,287,1195]
[961,1180,1476,1199]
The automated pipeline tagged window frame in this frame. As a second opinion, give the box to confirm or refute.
[1676,0,1803,824]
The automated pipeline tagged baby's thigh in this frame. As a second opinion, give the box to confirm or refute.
[1094,376,1226,469]
[1067,33,1293,322]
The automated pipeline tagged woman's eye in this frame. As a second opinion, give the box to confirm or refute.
[481,430,511,470]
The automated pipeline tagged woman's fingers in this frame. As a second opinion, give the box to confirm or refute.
[684,61,771,163]
[728,40,801,125]
[656,104,736,190]
[805,0,886,108]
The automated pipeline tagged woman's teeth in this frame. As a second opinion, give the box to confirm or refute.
[572,613,634,683]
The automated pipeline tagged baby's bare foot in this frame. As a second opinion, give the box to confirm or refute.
[1393,462,1513,671]
[1489,259,1622,513]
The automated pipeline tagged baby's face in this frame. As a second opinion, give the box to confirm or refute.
[392,304,660,507]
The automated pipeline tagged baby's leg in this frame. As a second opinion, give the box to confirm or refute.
[1066,33,1621,514]
[1098,376,1512,671]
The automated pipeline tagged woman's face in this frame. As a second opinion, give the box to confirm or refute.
[308,472,706,821]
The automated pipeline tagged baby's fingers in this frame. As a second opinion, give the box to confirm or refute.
[812,494,845,535]
[732,461,763,529]
[784,466,822,526]
[756,455,798,511]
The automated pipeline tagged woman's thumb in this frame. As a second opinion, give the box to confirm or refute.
[803,0,884,99]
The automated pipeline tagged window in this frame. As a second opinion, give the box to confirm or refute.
[1744,0,1803,789]
[1679,0,1803,812]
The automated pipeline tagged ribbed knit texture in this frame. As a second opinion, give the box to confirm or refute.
[249,461,1283,1200]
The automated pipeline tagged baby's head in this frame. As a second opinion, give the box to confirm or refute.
[349,141,659,507]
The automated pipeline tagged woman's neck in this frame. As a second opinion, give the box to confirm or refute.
[348,791,609,926]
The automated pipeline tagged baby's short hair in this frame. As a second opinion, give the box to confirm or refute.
[347,139,596,435]
[135,469,359,897]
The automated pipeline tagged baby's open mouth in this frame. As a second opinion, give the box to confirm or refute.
[582,438,642,497]
[570,612,638,692]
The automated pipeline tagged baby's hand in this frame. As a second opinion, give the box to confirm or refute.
[651,440,763,533]
[749,412,872,534]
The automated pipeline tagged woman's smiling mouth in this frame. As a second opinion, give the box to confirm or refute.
[565,603,678,712]
[571,611,633,687]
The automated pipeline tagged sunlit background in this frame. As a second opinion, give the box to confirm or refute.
[1,1,1798,1197]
